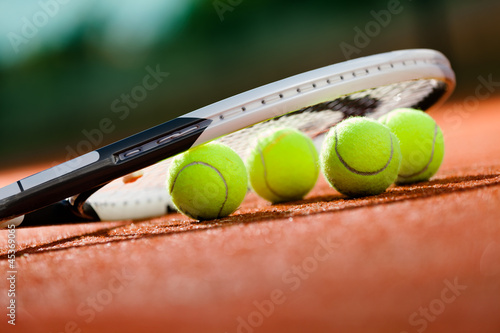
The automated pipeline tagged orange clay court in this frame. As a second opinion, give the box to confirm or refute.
[1,97,500,333]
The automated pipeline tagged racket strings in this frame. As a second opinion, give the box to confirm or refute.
[87,78,448,219]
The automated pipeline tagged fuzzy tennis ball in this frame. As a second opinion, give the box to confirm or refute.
[246,127,319,203]
[166,142,248,220]
[379,108,444,184]
[320,117,402,197]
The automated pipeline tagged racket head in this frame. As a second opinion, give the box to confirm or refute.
[0,49,455,225]
[87,49,455,221]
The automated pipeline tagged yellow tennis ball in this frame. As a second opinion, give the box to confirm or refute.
[246,127,319,203]
[320,117,402,197]
[379,108,444,184]
[166,142,248,220]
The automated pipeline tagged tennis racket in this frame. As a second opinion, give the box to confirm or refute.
[0,49,455,228]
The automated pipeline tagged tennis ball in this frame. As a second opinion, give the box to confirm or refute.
[379,108,444,184]
[246,127,319,203]
[166,142,248,220]
[320,117,402,197]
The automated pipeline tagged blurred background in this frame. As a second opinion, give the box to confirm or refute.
[0,0,499,167]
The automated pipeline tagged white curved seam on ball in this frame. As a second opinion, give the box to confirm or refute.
[334,127,394,176]
[398,123,438,179]
[258,145,287,200]
[170,161,229,218]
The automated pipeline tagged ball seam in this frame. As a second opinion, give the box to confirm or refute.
[258,145,288,200]
[170,161,229,218]
[334,127,394,176]
[398,123,438,179]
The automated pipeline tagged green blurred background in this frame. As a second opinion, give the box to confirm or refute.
[1,0,499,167]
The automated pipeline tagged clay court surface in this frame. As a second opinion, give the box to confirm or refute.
[1,98,500,333]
